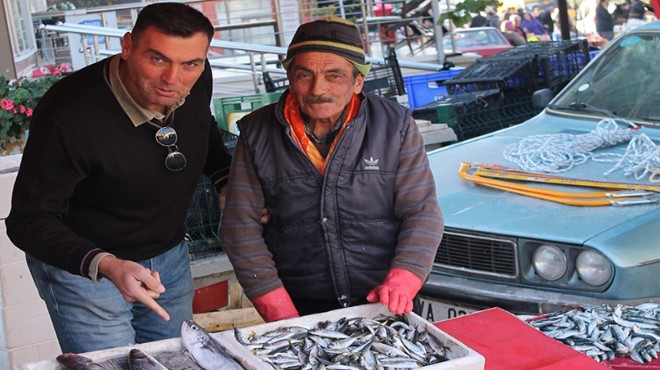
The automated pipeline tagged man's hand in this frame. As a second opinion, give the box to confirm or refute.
[98,255,170,321]
[366,268,423,315]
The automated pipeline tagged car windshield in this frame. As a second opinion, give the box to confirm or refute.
[443,29,508,49]
[552,31,660,124]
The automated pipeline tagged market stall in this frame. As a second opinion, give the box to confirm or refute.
[14,303,660,370]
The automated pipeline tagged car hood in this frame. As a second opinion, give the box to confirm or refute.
[428,111,660,247]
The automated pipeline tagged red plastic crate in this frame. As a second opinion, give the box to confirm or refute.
[192,280,229,313]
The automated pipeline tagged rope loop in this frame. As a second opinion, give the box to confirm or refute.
[504,118,635,174]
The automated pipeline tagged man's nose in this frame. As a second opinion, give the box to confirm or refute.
[310,76,328,95]
[161,66,179,84]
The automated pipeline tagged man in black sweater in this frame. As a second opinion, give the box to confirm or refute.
[6,3,231,353]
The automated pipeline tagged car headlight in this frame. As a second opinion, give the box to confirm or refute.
[576,250,612,286]
[532,244,567,281]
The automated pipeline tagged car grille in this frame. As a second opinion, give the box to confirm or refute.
[434,230,518,278]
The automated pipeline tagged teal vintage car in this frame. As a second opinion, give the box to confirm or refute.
[420,21,660,322]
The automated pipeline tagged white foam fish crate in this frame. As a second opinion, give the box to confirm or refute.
[216,303,485,370]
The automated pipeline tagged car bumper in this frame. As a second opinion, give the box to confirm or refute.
[421,273,655,316]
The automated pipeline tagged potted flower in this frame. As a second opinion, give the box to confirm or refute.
[0,74,60,155]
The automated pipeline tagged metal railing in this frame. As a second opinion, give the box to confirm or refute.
[42,21,444,95]
[34,0,447,95]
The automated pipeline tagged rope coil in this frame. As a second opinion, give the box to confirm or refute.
[504,118,660,181]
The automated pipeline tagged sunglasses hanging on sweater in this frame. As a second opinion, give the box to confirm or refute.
[146,112,187,171]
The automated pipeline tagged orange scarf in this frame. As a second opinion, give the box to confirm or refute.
[284,93,360,176]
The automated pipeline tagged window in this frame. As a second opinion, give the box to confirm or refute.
[5,0,36,59]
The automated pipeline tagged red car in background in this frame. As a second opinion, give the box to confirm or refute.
[443,27,513,57]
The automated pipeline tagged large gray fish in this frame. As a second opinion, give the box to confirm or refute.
[56,353,108,370]
[128,348,168,370]
[181,320,244,370]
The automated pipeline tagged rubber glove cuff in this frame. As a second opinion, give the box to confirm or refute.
[366,268,423,315]
[252,286,300,322]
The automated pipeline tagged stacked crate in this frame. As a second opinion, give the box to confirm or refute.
[411,89,503,141]
[413,40,590,142]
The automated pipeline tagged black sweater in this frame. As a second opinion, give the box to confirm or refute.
[6,57,231,277]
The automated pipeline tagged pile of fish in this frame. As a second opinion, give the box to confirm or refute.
[527,303,660,364]
[233,313,450,369]
[55,320,244,370]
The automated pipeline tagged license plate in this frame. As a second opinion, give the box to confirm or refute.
[418,296,479,322]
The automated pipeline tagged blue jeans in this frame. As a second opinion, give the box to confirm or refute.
[27,241,194,353]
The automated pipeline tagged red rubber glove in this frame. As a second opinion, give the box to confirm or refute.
[366,268,423,315]
[251,286,300,322]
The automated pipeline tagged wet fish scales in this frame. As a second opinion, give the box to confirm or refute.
[127,349,168,370]
[181,320,244,370]
[56,353,108,370]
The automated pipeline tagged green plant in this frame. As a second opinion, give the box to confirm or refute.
[439,0,502,28]
[0,75,60,138]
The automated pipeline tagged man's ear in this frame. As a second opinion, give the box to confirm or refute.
[353,73,365,94]
[121,32,132,59]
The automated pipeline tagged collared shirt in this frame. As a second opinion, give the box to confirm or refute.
[87,55,189,281]
[106,55,185,126]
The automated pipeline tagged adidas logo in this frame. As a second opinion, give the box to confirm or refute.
[363,157,380,170]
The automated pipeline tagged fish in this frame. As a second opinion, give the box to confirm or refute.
[181,319,244,370]
[56,353,108,370]
[234,313,451,369]
[128,348,168,370]
[528,303,660,364]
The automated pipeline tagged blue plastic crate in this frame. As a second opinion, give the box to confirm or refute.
[403,68,465,109]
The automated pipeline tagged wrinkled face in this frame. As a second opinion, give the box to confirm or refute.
[287,51,364,123]
[120,26,209,113]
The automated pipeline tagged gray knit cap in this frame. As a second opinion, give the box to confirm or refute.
[282,16,372,76]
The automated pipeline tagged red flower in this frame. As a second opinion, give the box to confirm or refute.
[1,98,14,111]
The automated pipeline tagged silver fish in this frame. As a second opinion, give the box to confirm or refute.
[128,348,168,370]
[528,303,660,364]
[235,314,450,369]
[181,320,244,370]
[56,353,108,370]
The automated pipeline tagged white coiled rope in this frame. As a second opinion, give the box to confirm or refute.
[594,133,660,180]
[504,118,636,173]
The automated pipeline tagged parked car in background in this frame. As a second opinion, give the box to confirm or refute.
[421,21,660,322]
[443,27,514,57]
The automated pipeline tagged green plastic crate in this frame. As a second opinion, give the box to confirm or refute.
[213,92,282,135]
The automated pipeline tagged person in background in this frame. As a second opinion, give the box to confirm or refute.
[470,12,489,27]
[219,16,444,322]
[522,11,550,40]
[509,14,528,41]
[538,2,557,36]
[613,1,630,24]
[629,0,646,19]
[6,2,232,353]
[501,19,527,45]
[486,9,501,29]
[596,0,615,40]
[502,6,516,21]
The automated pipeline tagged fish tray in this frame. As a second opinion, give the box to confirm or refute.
[215,303,485,370]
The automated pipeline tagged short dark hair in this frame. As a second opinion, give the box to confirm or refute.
[132,2,214,43]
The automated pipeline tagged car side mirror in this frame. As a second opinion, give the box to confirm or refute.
[532,88,553,109]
